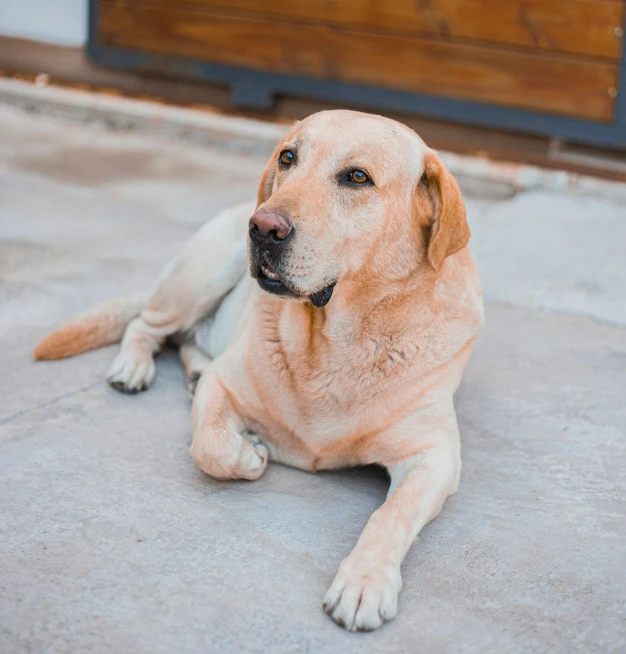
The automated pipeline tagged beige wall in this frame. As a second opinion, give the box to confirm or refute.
[0,0,87,46]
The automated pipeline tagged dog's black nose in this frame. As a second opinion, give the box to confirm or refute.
[249,210,293,247]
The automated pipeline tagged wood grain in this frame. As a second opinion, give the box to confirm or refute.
[152,0,624,59]
[98,2,617,121]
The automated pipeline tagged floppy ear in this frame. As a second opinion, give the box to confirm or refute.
[256,148,279,206]
[420,152,470,271]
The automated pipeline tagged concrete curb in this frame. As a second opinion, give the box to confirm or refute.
[438,151,626,202]
[1,77,625,201]
[0,77,286,157]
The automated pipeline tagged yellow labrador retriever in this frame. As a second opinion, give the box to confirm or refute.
[34,110,484,631]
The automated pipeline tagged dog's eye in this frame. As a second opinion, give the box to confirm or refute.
[279,150,294,167]
[347,170,370,184]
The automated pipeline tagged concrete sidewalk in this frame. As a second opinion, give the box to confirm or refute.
[1,104,624,653]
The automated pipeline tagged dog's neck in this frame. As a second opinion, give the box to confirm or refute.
[326,238,436,325]
[279,257,439,353]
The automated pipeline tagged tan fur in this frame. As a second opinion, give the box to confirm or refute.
[33,293,148,360]
[421,152,471,271]
[35,111,483,631]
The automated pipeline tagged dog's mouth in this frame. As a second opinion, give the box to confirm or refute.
[254,257,336,308]
[255,256,294,299]
[260,260,281,283]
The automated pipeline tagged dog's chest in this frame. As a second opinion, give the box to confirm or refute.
[249,324,424,470]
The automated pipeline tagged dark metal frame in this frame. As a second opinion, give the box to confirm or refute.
[87,0,626,149]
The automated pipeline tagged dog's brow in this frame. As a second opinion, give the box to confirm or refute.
[337,143,384,163]
[335,151,381,176]
[282,137,300,151]
[338,155,372,167]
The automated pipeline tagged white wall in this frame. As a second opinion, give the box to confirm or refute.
[0,0,88,46]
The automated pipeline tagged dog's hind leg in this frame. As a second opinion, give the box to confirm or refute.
[107,201,254,393]
[179,340,212,397]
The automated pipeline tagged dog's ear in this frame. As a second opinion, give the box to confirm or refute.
[256,148,279,206]
[418,152,470,271]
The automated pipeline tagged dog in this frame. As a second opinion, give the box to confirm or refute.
[34,109,484,631]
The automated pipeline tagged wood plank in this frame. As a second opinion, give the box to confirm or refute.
[98,2,618,121]
[151,0,624,59]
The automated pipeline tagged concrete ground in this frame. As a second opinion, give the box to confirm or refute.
[1,104,624,654]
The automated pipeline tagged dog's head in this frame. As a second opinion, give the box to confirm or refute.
[248,110,469,307]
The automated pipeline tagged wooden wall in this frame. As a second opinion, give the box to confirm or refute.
[96,0,624,122]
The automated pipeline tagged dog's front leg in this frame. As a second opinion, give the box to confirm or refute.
[189,370,268,481]
[323,419,460,632]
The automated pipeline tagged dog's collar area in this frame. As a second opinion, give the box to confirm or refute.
[308,282,336,308]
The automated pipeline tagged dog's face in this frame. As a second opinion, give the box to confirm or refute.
[248,110,469,307]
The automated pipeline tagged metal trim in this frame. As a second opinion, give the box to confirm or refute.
[86,0,626,150]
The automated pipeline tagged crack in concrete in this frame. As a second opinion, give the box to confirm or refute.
[0,380,102,427]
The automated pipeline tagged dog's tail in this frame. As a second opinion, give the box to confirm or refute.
[33,292,149,361]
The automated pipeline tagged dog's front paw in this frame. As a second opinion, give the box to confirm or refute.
[190,433,268,481]
[323,556,402,632]
[107,349,156,394]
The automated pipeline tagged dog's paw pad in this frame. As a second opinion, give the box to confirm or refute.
[323,559,401,632]
[187,370,202,397]
[107,350,156,394]
[241,442,269,480]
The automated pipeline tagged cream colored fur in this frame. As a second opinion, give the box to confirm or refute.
[34,110,484,631]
